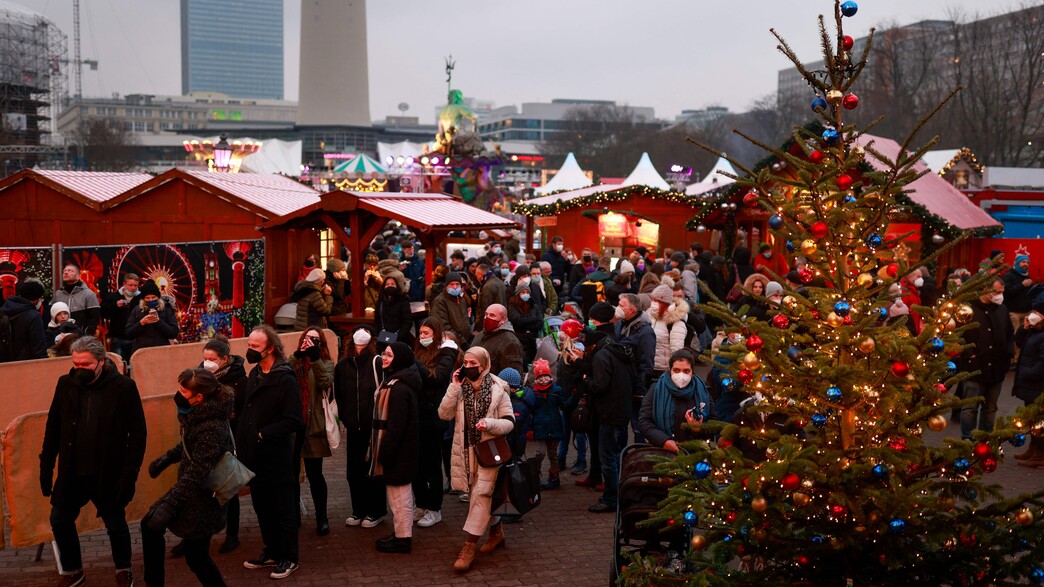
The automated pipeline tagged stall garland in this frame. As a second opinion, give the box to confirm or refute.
[512,185,719,218]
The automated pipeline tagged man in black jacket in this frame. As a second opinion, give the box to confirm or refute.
[238,325,304,580]
[959,278,1014,440]
[40,336,146,587]
[1,279,47,361]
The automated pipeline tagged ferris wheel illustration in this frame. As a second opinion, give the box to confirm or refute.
[111,244,198,310]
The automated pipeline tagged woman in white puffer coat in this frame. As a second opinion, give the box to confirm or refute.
[646,284,690,382]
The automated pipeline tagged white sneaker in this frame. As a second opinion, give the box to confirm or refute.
[417,510,442,527]
[458,493,470,503]
[344,515,363,527]
[361,514,385,528]
[413,508,427,522]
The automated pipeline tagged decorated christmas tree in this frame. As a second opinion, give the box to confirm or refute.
[620,2,1044,585]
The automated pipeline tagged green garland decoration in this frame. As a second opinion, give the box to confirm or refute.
[232,240,266,331]
[512,184,720,218]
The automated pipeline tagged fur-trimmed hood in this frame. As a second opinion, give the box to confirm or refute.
[647,297,690,325]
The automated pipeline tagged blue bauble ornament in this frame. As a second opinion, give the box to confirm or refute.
[872,464,889,479]
[841,1,858,17]
[833,301,851,316]
[786,240,795,253]
[769,214,784,230]
[739,524,750,536]
[965,488,978,500]
[865,233,883,249]
[721,377,735,391]
[683,509,698,527]
[945,361,957,375]
[1031,567,1044,585]
[888,517,906,535]
[693,461,712,479]
[811,96,828,111]
[874,307,888,322]
[927,337,945,354]
[811,413,828,428]
[822,128,839,145]
[826,386,842,402]
[811,535,824,544]
[843,194,857,204]
[1012,433,1028,448]
[787,346,802,361]
[952,457,970,474]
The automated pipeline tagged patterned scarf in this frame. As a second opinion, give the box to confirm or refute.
[367,376,396,477]
[462,372,493,448]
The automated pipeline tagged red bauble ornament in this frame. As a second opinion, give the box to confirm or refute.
[935,383,948,394]
[959,533,977,547]
[842,93,860,110]
[726,511,737,523]
[796,555,810,566]
[810,149,825,164]
[836,174,853,191]
[886,263,899,278]
[809,310,820,320]
[781,472,801,492]
[667,518,676,526]
[842,315,853,326]
[810,221,829,239]
[746,334,764,352]
[771,314,791,329]
[981,457,997,473]
[972,442,992,460]
[890,360,910,378]
[738,369,754,384]
[889,437,907,452]
[830,504,847,517]
[718,438,733,449]
[842,35,855,50]
[743,191,760,208]
[799,267,815,284]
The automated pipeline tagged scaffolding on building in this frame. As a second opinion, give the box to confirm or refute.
[0,0,67,175]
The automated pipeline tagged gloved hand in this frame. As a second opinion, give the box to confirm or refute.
[148,453,174,479]
[116,477,136,506]
[145,502,176,533]
[40,469,52,497]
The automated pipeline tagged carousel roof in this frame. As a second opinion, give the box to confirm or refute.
[333,153,386,175]
[534,152,592,195]
[621,152,670,190]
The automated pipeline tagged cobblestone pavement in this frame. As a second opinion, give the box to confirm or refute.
[3,373,1041,586]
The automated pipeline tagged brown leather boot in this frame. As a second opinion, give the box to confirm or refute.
[478,523,506,554]
[453,541,477,572]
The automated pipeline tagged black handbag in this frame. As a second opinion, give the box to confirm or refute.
[474,435,512,468]
[491,457,542,516]
[570,394,594,433]
[377,330,397,345]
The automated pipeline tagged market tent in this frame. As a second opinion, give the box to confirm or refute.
[534,152,593,195]
[377,141,427,166]
[686,156,737,195]
[240,139,302,176]
[334,153,386,174]
[621,152,670,190]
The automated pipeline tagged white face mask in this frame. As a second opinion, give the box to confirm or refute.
[762,252,772,259]
[418,337,434,347]
[615,305,627,320]
[671,372,693,388]
[1028,312,1043,327]
[203,359,220,373]
[913,277,924,288]
[990,293,1004,305]
[555,244,564,252]
[519,277,531,286]
[353,329,372,346]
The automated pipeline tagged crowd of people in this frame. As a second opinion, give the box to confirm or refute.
[10,232,1043,586]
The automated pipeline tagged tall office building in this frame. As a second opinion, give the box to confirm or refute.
[181,0,283,100]
[297,0,370,127]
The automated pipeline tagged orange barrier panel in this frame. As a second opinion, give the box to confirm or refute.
[2,395,181,549]
[128,329,340,398]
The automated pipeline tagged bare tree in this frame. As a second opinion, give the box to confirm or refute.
[540,104,662,178]
[77,118,139,171]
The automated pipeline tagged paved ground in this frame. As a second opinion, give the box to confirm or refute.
[2,372,1041,586]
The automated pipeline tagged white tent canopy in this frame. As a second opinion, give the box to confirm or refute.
[377,141,426,167]
[621,152,670,190]
[686,156,737,195]
[239,139,302,176]
[534,152,592,195]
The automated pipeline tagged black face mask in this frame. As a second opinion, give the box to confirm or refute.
[384,286,398,298]
[461,366,481,381]
[72,367,96,385]
[246,348,264,364]
[174,391,194,412]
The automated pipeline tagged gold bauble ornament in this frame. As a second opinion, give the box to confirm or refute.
[1015,508,1034,527]
[826,312,844,328]
[858,337,876,354]
[751,496,769,513]
[939,497,956,512]
[857,273,874,287]
[955,304,974,324]
[801,239,818,255]
[782,295,799,311]
[928,414,947,432]
[743,352,762,370]
[753,529,768,541]
[867,510,880,524]
[792,492,810,506]
[690,534,708,550]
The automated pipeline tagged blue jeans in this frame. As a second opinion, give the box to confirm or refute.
[598,424,629,506]
[110,338,134,365]
[960,380,1003,439]
[557,412,587,466]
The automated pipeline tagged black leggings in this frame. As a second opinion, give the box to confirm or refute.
[303,457,328,522]
[412,427,444,511]
[141,514,226,587]
[225,496,239,539]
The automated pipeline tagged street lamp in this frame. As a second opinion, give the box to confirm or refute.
[213,133,232,172]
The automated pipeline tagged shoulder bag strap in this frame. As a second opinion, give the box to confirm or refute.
[227,422,238,456]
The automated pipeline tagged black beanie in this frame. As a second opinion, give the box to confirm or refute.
[387,341,415,373]
[17,279,44,301]
[589,302,615,323]
[140,279,161,298]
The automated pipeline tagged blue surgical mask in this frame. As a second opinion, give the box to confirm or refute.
[492,247,502,255]
[446,287,461,297]
[520,293,531,302]
[146,299,159,309]
[500,268,510,278]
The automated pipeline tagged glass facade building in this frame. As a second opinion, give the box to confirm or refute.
[180,0,283,100]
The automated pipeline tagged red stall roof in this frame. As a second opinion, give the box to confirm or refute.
[0,169,153,210]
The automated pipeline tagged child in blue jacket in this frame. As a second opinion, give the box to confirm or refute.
[499,367,534,457]
[528,358,568,489]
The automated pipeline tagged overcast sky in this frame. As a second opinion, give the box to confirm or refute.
[30,0,1016,123]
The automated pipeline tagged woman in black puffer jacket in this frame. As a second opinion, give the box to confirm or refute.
[142,368,234,587]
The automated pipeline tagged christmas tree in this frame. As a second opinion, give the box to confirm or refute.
[620,2,1044,585]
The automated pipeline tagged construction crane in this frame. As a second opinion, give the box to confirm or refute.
[59,0,98,163]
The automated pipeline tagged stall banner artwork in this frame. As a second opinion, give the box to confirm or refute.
[0,248,53,301]
[60,239,265,342]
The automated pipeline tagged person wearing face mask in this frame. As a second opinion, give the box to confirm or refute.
[1,278,47,361]
[471,303,525,376]
[52,263,101,336]
[754,243,787,279]
[485,240,505,266]
[899,268,925,335]
[430,272,472,344]
[476,263,507,326]
[334,327,388,530]
[639,350,714,453]
[141,368,233,587]
[438,347,514,572]
[40,336,146,587]
[125,279,180,354]
[646,285,692,384]
[375,275,414,345]
[957,278,1013,440]
[399,241,427,303]
[1013,299,1044,467]
[412,319,461,528]
[541,236,568,291]
[287,328,335,536]
[324,258,351,315]
[237,325,304,580]
[370,342,421,554]
[566,248,595,301]
[507,281,543,367]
